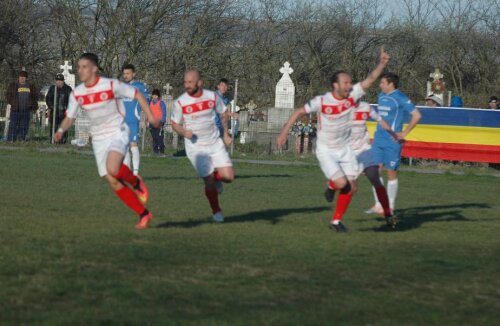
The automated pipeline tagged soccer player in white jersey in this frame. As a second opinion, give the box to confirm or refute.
[171,70,234,223]
[324,100,399,228]
[54,53,160,230]
[276,46,390,232]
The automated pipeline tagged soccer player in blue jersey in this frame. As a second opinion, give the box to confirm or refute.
[366,72,421,215]
[122,64,149,175]
[214,78,230,137]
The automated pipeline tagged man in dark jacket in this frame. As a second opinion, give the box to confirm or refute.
[46,73,73,143]
[5,71,38,141]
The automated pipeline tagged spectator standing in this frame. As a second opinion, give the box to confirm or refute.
[149,89,167,155]
[214,78,230,136]
[487,96,498,110]
[46,73,73,143]
[5,71,38,141]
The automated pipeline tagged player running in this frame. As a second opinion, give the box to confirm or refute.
[324,100,400,228]
[121,64,149,175]
[171,70,234,223]
[365,73,421,215]
[277,46,390,232]
[55,53,160,230]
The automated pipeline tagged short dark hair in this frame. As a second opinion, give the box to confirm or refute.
[381,72,399,89]
[330,71,349,85]
[218,78,229,85]
[80,52,103,71]
[151,89,161,97]
[122,64,135,72]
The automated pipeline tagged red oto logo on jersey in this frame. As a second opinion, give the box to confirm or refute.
[181,100,216,115]
[321,97,355,115]
[75,90,114,106]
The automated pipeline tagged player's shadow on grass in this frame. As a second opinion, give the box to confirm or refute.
[361,203,491,232]
[156,206,329,228]
[144,176,198,181]
[235,174,292,179]
[144,174,292,181]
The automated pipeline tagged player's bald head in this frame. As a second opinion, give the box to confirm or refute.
[184,69,201,81]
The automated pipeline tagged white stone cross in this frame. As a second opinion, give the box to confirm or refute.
[59,60,75,89]
[60,61,72,73]
[163,83,173,96]
[430,68,443,81]
[279,62,294,76]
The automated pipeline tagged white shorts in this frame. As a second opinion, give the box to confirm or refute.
[186,138,233,178]
[92,125,129,177]
[354,146,378,177]
[316,144,359,181]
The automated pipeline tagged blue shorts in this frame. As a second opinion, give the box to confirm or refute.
[127,122,140,143]
[371,140,402,170]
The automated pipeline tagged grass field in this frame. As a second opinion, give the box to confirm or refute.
[0,148,499,325]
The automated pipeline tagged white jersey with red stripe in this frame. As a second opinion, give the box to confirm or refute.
[304,83,365,149]
[66,77,137,141]
[172,89,227,146]
[350,101,382,153]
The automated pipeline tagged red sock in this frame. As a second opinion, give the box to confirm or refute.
[115,186,146,216]
[205,187,221,214]
[328,180,336,190]
[375,185,391,217]
[115,164,138,186]
[332,192,353,221]
[213,170,223,182]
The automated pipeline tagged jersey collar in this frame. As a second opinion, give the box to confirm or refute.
[331,91,346,101]
[85,76,100,88]
[384,89,398,96]
[188,89,204,98]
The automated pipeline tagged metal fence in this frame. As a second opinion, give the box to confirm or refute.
[237,107,316,153]
[0,95,310,155]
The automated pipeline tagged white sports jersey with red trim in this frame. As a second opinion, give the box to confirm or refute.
[304,83,365,149]
[350,101,381,152]
[66,77,137,141]
[172,89,227,146]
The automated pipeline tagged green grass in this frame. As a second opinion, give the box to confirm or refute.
[0,148,499,325]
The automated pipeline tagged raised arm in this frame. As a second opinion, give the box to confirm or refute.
[360,46,390,91]
[276,106,307,149]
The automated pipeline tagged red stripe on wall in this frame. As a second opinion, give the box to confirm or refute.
[402,141,500,163]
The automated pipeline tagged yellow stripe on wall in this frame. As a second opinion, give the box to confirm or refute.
[366,122,500,146]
